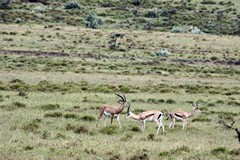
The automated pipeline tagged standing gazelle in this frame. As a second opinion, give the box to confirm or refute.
[168,103,201,131]
[96,93,128,128]
[125,104,165,134]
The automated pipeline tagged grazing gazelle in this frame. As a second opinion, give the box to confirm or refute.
[96,93,128,128]
[168,103,201,131]
[125,104,165,134]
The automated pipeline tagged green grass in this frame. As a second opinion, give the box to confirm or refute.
[0,2,240,158]
[0,91,239,159]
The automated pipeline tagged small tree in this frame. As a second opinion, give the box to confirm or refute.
[132,0,143,6]
[219,120,240,143]
[0,0,11,9]
[85,12,100,29]
[64,1,82,9]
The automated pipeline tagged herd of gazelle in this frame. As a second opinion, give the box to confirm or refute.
[96,93,201,134]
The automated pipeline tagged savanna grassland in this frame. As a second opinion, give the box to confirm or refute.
[0,0,240,160]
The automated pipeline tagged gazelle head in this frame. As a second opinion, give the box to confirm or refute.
[125,103,132,119]
[115,93,129,108]
[192,102,201,113]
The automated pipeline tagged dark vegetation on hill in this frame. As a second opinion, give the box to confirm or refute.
[0,0,239,35]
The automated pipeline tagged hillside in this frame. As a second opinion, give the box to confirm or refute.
[0,0,240,35]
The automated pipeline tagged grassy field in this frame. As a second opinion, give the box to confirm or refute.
[0,0,240,159]
[0,22,239,159]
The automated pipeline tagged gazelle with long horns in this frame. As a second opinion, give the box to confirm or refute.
[125,104,165,134]
[96,93,128,128]
[168,103,201,131]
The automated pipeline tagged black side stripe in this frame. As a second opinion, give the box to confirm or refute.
[157,113,163,120]
[175,113,184,118]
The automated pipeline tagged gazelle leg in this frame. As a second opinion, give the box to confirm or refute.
[110,116,114,125]
[104,116,108,127]
[154,120,161,134]
[172,118,176,128]
[96,114,103,128]
[182,119,187,131]
[116,115,122,128]
[160,121,165,132]
[169,121,173,129]
[142,121,146,133]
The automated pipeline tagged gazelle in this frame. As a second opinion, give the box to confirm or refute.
[96,93,128,128]
[125,104,165,134]
[168,103,201,131]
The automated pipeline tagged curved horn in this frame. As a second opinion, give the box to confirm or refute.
[115,93,125,102]
[127,103,131,113]
[123,94,126,102]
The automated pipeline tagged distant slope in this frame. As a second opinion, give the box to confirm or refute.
[0,0,239,35]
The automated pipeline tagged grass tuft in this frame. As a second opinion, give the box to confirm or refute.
[80,115,96,121]
[44,112,63,118]
[40,104,60,110]
[100,126,118,135]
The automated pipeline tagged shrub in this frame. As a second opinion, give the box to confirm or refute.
[0,104,16,111]
[147,133,155,140]
[85,12,100,29]
[100,126,118,135]
[191,26,203,34]
[120,133,133,142]
[171,26,203,34]
[146,8,158,18]
[44,112,62,118]
[32,6,45,14]
[80,115,96,121]
[211,147,228,155]
[201,0,216,5]
[170,26,183,33]
[64,113,79,119]
[229,148,240,156]
[66,123,76,131]
[0,95,3,102]
[15,18,22,23]
[40,104,60,110]
[131,126,141,132]
[64,1,82,9]
[22,121,39,132]
[166,98,176,104]
[132,0,142,6]
[155,49,172,57]
[0,0,11,9]
[74,126,88,134]
[192,116,211,122]
[13,102,26,108]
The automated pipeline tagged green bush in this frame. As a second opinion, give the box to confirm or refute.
[80,115,96,121]
[211,147,228,155]
[166,98,176,104]
[86,12,100,29]
[13,102,26,108]
[64,113,79,119]
[22,121,39,132]
[131,126,141,132]
[74,126,88,134]
[146,8,158,18]
[32,6,45,14]
[0,95,3,102]
[132,0,142,6]
[44,112,63,118]
[40,104,60,110]
[155,49,172,57]
[171,26,203,34]
[100,126,118,135]
[64,1,82,9]
[201,0,216,4]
